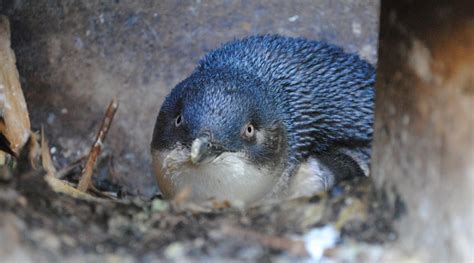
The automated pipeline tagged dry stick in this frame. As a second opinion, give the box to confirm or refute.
[56,155,86,179]
[78,99,118,192]
[41,126,57,176]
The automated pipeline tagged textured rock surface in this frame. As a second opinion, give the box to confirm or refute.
[0,0,379,195]
[372,0,474,261]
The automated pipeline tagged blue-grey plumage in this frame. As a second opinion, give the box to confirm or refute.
[151,35,375,205]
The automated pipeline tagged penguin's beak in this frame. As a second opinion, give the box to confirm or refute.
[190,133,225,164]
[190,135,210,164]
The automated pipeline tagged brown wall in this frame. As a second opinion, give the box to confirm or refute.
[373,0,474,260]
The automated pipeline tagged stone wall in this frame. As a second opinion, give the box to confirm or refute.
[372,0,473,260]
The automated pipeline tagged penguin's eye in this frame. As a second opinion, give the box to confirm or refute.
[175,114,183,127]
[242,123,255,140]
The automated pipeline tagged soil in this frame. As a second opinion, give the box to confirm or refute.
[0,156,396,262]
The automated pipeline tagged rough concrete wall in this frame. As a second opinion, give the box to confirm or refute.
[0,0,379,196]
[372,0,473,261]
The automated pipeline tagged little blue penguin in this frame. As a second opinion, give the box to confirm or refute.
[151,35,375,205]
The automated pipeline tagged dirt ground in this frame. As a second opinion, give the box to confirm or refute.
[0,157,397,262]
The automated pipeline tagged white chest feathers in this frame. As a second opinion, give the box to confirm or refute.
[152,147,279,205]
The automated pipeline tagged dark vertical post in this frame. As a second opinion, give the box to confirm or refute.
[373,0,473,261]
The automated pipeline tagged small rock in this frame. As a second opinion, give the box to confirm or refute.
[151,199,169,212]
[288,15,299,22]
[164,242,186,258]
[61,234,77,247]
[303,225,339,261]
[31,229,61,251]
[352,22,362,35]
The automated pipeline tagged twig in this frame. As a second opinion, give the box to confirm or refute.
[221,225,309,257]
[40,127,110,202]
[89,185,120,200]
[41,126,57,176]
[45,176,105,203]
[78,99,118,192]
[56,155,86,179]
[27,131,40,169]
